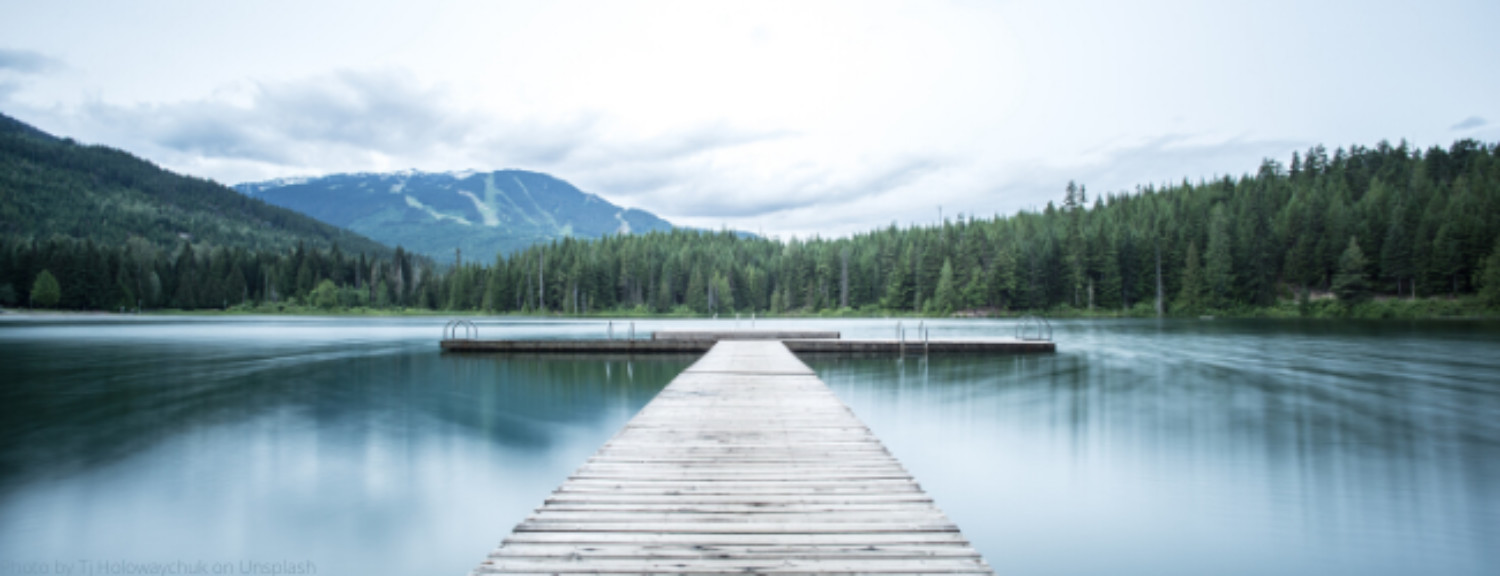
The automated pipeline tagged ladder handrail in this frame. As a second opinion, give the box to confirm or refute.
[1015,315,1052,342]
[443,319,478,340]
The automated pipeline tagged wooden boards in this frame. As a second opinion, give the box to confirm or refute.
[651,330,841,341]
[470,340,994,575]
[441,339,715,353]
[784,338,1054,354]
[443,337,1054,355]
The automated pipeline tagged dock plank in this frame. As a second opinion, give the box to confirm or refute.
[469,340,993,575]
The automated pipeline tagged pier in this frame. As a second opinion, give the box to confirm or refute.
[469,340,996,574]
[442,328,1056,355]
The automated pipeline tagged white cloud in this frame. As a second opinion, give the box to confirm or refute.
[2,0,1497,237]
[1451,116,1487,131]
[0,48,62,74]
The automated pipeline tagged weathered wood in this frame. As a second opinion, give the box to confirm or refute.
[556,479,922,490]
[785,337,1056,354]
[528,510,948,525]
[652,330,841,341]
[441,339,714,353]
[474,557,990,574]
[576,462,908,471]
[489,542,982,558]
[538,502,936,513]
[549,491,932,501]
[499,531,975,546]
[469,341,993,575]
[475,559,990,575]
[444,336,1054,354]
[512,522,959,534]
[553,484,927,497]
[585,458,902,466]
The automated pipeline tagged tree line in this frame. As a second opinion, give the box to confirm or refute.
[447,138,1500,316]
[5,138,1499,315]
[1,238,436,311]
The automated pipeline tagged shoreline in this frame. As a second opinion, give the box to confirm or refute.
[4,296,1496,322]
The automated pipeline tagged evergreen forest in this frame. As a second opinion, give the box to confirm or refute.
[5,137,1500,317]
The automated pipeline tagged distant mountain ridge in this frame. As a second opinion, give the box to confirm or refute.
[235,169,674,264]
[0,111,391,257]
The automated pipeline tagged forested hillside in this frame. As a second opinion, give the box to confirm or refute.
[444,139,1500,316]
[0,112,422,310]
[0,112,390,256]
[6,135,1498,315]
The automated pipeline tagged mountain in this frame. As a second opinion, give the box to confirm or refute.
[0,112,392,257]
[235,170,675,264]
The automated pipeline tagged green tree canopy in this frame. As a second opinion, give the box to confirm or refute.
[1479,236,1500,308]
[929,259,958,315]
[1332,236,1370,304]
[311,279,340,309]
[31,269,60,308]
[1178,241,1205,313]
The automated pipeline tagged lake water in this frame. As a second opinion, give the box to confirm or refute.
[0,316,1496,575]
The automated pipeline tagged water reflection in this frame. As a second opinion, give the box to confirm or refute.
[810,319,1500,576]
[0,318,691,576]
[1,316,1496,576]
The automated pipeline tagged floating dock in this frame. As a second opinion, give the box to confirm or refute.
[653,330,842,341]
[442,329,1055,354]
[470,340,995,575]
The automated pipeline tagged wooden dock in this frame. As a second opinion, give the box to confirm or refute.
[443,329,1054,354]
[470,340,995,575]
[652,330,842,341]
[442,339,718,354]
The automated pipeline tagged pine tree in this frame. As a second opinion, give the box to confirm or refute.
[686,268,707,313]
[224,266,247,306]
[376,280,392,307]
[1178,241,1205,313]
[1205,205,1234,308]
[295,260,315,300]
[1380,201,1413,297]
[881,246,913,310]
[1479,236,1500,308]
[31,269,61,308]
[987,241,1018,310]
[1332,236,1370,304]
[961,266,986,310]
[711,272,734,312]
[930,258,958,315]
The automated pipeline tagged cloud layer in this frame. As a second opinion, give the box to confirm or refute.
[22,69,962,235]
[0,48,61,74]
[3,0,1497,238]
[0,70,1328,237]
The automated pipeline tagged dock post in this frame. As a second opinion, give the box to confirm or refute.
[607,321,613,341]
[629,322,635,340]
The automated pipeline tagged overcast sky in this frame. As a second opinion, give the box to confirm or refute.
[2,0,1497,237]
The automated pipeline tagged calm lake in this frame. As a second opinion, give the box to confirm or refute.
[1,316,1497,575]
